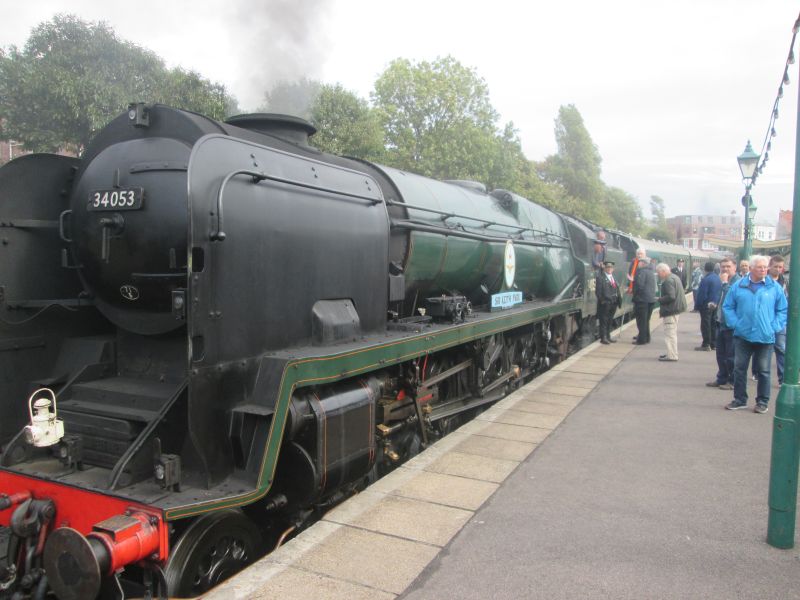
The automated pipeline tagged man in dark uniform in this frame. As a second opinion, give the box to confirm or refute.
[671,258,688,289]
[596,260,622,344]
[591,231,607,272]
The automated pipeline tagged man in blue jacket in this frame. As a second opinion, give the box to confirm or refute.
[722,255,788,413]
[694,262,722,351]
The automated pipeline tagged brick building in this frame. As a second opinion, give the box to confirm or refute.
[777,209,792,239]
[666,213,744,250]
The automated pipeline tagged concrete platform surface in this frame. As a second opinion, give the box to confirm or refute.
[203,309,800,600]
[402,311,800,600]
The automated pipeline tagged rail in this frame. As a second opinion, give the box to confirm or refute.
[385,199,569,242]
[210,169,382,241]
[391,219,570,248]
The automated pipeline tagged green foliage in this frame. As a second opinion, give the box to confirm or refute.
[537,104,647,233]
[539,105,607,221]
[650,195,668,228]
[371,56,519,189]
[645,226,676,243]
[261,78,322,120]
[606,187,644,234]
[160,68,231,120]
[0,14,233,153]
[308,84,385,160]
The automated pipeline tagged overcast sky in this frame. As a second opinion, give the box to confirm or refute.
[3,0,799,225]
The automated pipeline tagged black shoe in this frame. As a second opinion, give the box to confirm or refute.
[706,381,721,387]
[600,339,610,345]
[694,346,711,351]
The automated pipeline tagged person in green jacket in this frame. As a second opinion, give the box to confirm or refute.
[656,263,688,362]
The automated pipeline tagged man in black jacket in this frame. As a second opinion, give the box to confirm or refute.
[656,263,688,361]
[595,261,622,344]
[632,255,657,345]
[671,259,688,289]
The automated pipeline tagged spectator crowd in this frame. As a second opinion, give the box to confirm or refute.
[598,252,789,414]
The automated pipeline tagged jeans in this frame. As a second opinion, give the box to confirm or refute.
[715,327,735,385]
[732,336,773,406]
[775,329,786,384]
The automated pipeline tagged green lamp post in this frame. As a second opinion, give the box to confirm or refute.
[737,140,760,260]
[766,65,800,548]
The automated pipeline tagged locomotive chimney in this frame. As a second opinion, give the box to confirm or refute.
[225,113,316,146]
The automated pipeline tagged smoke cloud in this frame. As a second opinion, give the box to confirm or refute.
[225,0,334,111]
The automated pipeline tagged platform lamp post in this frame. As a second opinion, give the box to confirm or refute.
[737,141,759,260]
[767,63,800,548]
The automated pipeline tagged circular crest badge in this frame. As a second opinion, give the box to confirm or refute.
[120,284,140,301]
[504,240,516,289]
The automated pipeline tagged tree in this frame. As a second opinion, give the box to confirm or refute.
[542,104,604,211]
[261,78,322,120]
[161,68,231,121]
[606,187,644,234]
[644,195,675,242]
[371,56,517,188]
[517,159,580,215]
[0,14,234,153]
[536,104,650,232]
[308,84,384,160]
[649,195,668,228]
[644,225,676,243]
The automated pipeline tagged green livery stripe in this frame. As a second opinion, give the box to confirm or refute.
[165,298,581,519]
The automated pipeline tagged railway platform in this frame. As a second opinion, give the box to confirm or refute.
[204,310,800,600]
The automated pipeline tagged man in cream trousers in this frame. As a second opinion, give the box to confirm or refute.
[656,263,687,361]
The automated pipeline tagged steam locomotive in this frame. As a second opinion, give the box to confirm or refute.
[0,104,707,599]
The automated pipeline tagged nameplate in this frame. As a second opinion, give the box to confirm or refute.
[490,291,523,311]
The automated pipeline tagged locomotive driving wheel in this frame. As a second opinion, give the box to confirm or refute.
[164,509,262,597]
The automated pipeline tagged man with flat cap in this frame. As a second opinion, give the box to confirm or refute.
[656,263,687,361]
[596,260,622,344]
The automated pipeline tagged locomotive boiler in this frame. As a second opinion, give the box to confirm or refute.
[0,103,692,598]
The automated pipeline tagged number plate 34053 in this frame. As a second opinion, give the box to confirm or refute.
[87,187,144,211]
